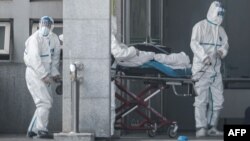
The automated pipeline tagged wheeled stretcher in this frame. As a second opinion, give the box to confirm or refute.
[111,43,197,137]
[113,58,195,137]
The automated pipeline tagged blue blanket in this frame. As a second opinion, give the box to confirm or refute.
[141,61,192,78]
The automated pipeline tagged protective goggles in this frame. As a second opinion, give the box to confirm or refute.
[218,9,225,17]
[215,2,225,17]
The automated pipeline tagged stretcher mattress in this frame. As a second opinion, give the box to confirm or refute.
[117,60,192,78]
[142,61,191,78]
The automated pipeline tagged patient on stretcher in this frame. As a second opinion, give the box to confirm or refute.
[111,16,191,70]
[111,17,191,69]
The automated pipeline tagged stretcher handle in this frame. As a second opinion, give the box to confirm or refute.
[171,84,193,97]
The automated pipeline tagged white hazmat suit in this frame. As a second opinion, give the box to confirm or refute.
[190,1,229,137]
[24,16,60,138]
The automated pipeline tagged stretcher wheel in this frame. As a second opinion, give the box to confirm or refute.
[167,123,178,138]
[56,84,62,95]
[147,123,157,137]
[147,129,156,137]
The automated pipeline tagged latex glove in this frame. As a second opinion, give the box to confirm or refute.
[203,56,211,65]
[52,75,61,83]
[217,50,223,58]
[42,75,52,84]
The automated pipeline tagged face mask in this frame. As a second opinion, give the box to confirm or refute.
[215,8,225,25]
[215,4,225,24]
[215,16,223,25]
[39,26,50,37]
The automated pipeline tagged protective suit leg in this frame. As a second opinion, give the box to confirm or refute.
[36,107,51,131]
[110,81,116,135]
[207,94,222,128]
[193,75,210,129]
[27,110,38,137]
[207,93,214,128]
[194,74,211,137]
[26,68,53,133]
[28,107,51,134]
[207,104,223,136]
[209,75,224,126]
[194,105,208,129]
[196,127,207,138]
[207,75,224,136]
[194,91,208,137]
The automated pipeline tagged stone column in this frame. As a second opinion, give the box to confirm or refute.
[61,0,111,138]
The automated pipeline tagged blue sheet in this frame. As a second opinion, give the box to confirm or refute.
[141,61,192,78]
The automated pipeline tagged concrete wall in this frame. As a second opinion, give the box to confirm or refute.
[0,0,62,133]
[63,0,111,137]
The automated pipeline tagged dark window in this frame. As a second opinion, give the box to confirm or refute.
[0,20,13,61]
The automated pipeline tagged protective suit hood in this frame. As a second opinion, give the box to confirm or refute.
[207,1,225,25]
[39,16,54,37]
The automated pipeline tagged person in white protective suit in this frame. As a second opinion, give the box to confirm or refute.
[24,16,61,139]
[110,16,155,135]
[190,1,229,137]
[111,16,155,67]
[111,17,138,62]
[111,16,135,136]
